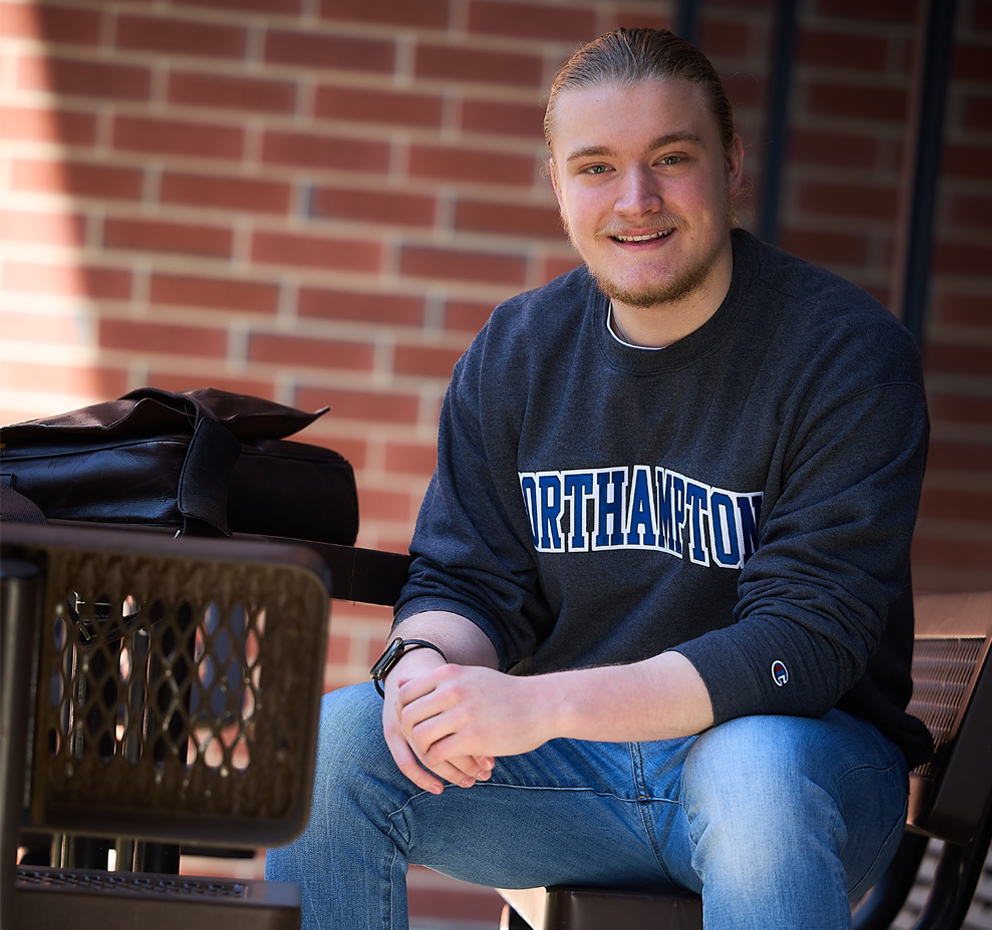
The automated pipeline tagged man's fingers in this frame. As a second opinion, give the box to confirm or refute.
[395,672,441,707]
[443,754,493,785]
[384,711,488,790]
[383,724,445,794]
[390,665,499,787]
[410,738,485,788]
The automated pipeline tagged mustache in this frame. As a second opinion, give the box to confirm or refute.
[596,215,687,238]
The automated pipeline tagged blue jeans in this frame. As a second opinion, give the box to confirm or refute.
[265,683,908,930]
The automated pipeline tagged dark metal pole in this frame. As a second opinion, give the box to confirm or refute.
[677,0,699,47]
[759,0,799,246]
[897,0,959,347]
[1,560,43,930]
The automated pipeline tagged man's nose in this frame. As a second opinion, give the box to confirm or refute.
[615,168,662,216]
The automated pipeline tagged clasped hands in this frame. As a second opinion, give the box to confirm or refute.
[381,652,551,795]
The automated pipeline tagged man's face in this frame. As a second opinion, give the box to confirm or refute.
[550,80,743,315]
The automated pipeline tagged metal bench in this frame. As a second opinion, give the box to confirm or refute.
[497,591,992,930]
[1,522,332,930]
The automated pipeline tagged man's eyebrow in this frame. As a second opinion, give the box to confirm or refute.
[647,131,704,150]
[565,145,613,163]
[565,131,704,164]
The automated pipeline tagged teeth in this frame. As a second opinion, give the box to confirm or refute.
[614,229,673,242]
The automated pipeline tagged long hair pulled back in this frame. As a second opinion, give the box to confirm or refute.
[544,28,736,157]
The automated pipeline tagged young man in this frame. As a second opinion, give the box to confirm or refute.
[267,29,932,929]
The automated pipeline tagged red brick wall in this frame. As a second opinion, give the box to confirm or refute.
[914,0,992,593]
[1,0,989,699]
[781,0,992,595]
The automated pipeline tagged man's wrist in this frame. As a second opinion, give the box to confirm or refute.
[371,637,448,696]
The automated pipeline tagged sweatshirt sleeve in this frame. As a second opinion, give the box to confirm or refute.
[672,377,929,724]
[393,326,552,670]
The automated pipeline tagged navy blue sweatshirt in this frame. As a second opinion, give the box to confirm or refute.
[396,229,933,769]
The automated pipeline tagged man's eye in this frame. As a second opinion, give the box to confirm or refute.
[585,165,609,175]
[659,155,682,166]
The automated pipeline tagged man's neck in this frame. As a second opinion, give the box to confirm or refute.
[608,304,666,349]
[610,300,719,348]
[610,240,735,349]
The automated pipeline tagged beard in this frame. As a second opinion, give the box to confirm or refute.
[560,190,733,310]
[588,230,726,308]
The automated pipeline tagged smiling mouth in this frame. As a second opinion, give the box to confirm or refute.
[611,229,674,243]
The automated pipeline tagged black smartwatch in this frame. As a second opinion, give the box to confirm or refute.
[370,637,448,697]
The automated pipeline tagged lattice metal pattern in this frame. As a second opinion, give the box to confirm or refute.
[30,542,328,845]
[16,868,250,899]
[907,637,985,779]
[49,594,264,775]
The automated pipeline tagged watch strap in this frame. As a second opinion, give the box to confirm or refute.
[371,638,447,696]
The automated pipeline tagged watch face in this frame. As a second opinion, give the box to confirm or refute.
[371,638,406,696]
[372,637,404,680]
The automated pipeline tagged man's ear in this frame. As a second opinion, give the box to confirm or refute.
[549,157,563,208]
[727,134,744,196]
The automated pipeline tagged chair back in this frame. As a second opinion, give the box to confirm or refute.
[905,592,992,844]
[3,522,331,848]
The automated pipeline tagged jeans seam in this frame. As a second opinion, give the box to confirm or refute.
[632,742,680,886]
[388,788,433,826]
[390,783,639,817]
[850,793,908,899]
[386,836,399,930]
[834,755,908,896]
[831,756,904,806]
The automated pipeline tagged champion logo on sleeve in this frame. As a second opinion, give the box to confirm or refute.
[771,660,789,687]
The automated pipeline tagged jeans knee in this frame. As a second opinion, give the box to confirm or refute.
[683,716,823,813]
[309,683,400,817]
[680,717,851,875]
[317,683,382,753]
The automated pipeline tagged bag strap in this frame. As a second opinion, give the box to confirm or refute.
[121,388,241,537]
[0,479,49,526]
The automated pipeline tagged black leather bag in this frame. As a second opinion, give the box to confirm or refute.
[0,387,358,544]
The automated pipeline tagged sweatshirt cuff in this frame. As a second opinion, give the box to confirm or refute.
[669,634,766,727]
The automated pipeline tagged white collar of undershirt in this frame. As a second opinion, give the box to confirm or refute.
[607,302,667,350]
